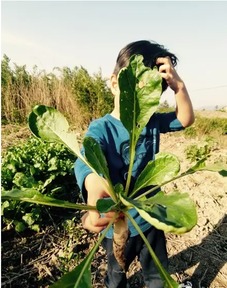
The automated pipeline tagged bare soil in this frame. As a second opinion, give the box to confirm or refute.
[1,111,227,288]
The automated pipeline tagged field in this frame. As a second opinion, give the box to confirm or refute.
[1,110,227,288]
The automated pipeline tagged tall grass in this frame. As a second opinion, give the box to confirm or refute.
[2,55,227,141]
[1,55,113,129]
[184,116,227,137]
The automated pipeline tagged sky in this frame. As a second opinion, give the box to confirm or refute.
[1,1,227,109]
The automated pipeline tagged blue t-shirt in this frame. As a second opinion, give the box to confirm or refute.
[74,112,184,238]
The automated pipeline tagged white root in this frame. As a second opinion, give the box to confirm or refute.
[113,216,129,271]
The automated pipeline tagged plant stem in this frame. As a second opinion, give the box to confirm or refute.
[125,145,136,196]
[124,84,138,197]
[125,212,179,288]
[75,214,117,287]
[1,190,98,211]
[132,169,196,200]
[104,179,118,203]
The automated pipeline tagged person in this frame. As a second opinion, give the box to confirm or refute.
[74,40,194,288]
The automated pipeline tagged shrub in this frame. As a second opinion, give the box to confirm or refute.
[194,116,226,136]
[184,141,213,163]
[1,55,114,126]
[1,137,79,232]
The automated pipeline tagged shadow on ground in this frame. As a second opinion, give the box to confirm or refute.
[168,214,227,288]
[127,214,227,288]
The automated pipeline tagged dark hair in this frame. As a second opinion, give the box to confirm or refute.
[113,40,178,92]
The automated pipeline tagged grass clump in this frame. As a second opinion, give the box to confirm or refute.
[184,115,227,143]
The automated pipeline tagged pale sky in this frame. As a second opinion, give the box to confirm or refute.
[1,1,227,109]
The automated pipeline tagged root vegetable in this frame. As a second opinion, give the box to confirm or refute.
[113,215,129,271]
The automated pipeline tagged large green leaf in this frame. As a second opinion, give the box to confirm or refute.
[119,54,162,145]
[96,198,117,213]
[83,137,117,201]
[118,55,162,194]
[131,153,180,196]
[29,105,117,201]
[29,105,81,157]
[1,189,95,211]
[83,137,110,182]
[121,191,197,234]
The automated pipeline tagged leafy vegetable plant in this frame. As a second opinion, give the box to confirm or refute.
[1,137,77,231]
[2,55,226,287]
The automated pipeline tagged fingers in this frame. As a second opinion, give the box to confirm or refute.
[156,56,172,66]
[81,211,114,233]
[105,211,117,218]
[156,57,181,92]
[82,212,105,233]
[156,57,173,74]
[159,68,174,81]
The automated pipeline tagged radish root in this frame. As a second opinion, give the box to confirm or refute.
[113,215,129,271]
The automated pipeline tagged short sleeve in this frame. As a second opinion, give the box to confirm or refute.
[74,119,106,202]
[157,112,185,133]
[74,155,91,202]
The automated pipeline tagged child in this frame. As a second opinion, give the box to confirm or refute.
[74,40,194,288]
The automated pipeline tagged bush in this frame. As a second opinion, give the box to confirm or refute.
[185,116,227,138]
[1,55,114,126]
[1,137,79,232]
[184,140,214,163]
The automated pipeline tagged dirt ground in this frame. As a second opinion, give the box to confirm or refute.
[159,133,227,288]
[1,110,227,288]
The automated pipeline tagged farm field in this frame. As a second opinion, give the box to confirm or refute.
[1,110,227,288]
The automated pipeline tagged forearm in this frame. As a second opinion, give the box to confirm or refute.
[85,173,111,205]
[85,173,104,205]
[74,157,93,202]
[157,57,195,128]
[175,82,194,128]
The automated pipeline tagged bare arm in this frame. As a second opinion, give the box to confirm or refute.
[157,57,195,127]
